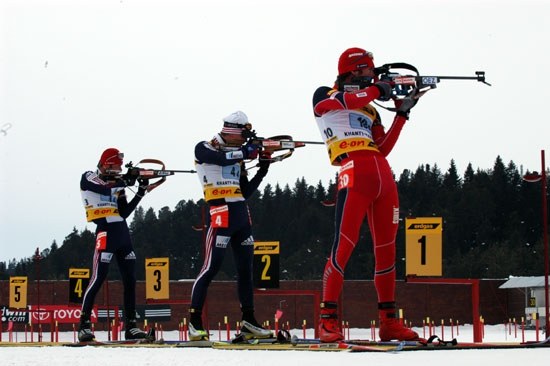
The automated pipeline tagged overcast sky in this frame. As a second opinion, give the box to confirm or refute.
[1,0,549,263]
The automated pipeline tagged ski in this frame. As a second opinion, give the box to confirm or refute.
[67,329,158,347]
[46,334,550,351]
[286,335,550,352]
[167,340,214,348]
[67,339,162,347]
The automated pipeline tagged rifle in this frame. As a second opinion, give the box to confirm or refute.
[123,159,196,192]
[374,62,490,108]
[247,135,324,163]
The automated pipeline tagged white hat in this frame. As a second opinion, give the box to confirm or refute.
[222,111,248,134]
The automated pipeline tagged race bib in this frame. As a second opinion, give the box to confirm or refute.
[338,160,355,190]
[95,231,107,251]
[222,164,241,179]
[210,205,229,228]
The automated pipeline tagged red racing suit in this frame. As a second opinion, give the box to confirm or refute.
[312,84,407,304]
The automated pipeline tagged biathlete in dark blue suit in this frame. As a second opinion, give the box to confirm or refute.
[189,111,273,341]
[78,148,150,342]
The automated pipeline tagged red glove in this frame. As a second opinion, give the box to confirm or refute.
[258,152,272,172]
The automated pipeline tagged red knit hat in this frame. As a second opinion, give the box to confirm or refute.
[338,47,375,76]
[99,148,123,166]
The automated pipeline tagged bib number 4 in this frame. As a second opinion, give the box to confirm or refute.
[210,205,229,228]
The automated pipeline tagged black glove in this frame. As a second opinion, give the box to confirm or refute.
[137,178,149,196]
[395,89,421,119]
[121,167,140,186]
[121,174,137,187]
[374,81,393,101]
[241,141,259,159]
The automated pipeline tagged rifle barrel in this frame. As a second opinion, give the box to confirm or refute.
[435,76,482,80]
[295,140,325,145]
[169,169,197,173]
[435,73,491,86]
[258,138,324,145]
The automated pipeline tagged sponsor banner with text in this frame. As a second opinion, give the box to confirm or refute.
[1,306,29,324]
[27,305,98,324]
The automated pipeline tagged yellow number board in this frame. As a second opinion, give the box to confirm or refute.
[405,217,443,276]
[145,257,169,299]
[10,276,28,309]
[253,241,280,288]
[69,268,90,304]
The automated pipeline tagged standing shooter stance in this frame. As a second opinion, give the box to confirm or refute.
[313,48,424,342]
[78,148,151,342]
[188,111,273,341]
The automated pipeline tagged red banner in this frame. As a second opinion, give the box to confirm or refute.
[28,305,98,324]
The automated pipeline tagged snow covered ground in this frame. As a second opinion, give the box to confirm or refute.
[2,325,548,366]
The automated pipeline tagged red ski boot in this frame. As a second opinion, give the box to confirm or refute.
[318,302,344,343]
[378,305,419,342]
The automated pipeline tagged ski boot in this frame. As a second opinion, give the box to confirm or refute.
[318,301,344,343]
[188,308,209,341]
[378,302,420,341]
[240,307,273,339]
[78,312,95,342]
[125,318,149,340]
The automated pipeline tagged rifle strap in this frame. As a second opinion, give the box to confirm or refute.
[137,159,167,192]
[376,62,420,76]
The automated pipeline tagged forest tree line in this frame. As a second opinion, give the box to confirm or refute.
[1,156,548,281]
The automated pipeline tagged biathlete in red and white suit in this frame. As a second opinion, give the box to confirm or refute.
[188,111,273,341]
[312,47,424,342]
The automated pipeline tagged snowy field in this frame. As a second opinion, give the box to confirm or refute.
[2,325,548,366]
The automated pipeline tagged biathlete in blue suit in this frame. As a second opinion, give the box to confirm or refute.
[78,148,151,342]
[188,111,273,341]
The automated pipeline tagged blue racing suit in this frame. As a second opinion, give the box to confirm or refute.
[190,140,269,312]
[80,171,144,320]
